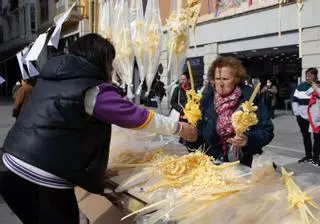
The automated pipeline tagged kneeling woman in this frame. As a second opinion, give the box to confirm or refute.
[186,56,274,167]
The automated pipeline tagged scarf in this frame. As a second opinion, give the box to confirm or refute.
[307,90,320,133]
[181,83,191,92]
[215,86,242,156]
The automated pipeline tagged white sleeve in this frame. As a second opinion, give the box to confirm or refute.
[292,102,299,116]
[84,86,99,116]
[134,111,181,136]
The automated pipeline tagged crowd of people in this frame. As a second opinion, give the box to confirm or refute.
[0,33,319,223]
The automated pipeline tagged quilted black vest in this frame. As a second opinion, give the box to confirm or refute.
[3,54,111,194]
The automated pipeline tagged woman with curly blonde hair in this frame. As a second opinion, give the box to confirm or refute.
[186,56,274,166]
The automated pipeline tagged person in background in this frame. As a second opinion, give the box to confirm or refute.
[289,76,298,100]
[244,79,253,87]
[153,74,166,114]
[261,79,278,119]
[169,80,179,100]
[186,56,274,167]
[12,78,37,118]
[293,67,320,166]
[170,71,191,118]
[0,34,197,224]
[112,76,126,98]
[306,79,320,167]
[198,79,209,94]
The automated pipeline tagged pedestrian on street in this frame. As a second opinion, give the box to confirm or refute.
[170,71,191,118]
[11,81,21,98]
[12,78,37,118]
[198,79,209,94]
[186,56,274,167]
[261,79,278,119]
[153,74,166,114]
[292,67,320,166]
[0,34,197,224]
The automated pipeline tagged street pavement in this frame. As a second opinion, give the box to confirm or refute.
[264,110,320,174]
[0,99,21,224]
[0,100,318,223]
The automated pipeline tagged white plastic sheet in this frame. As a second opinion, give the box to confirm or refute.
[112,0,135,99]
[130,0,147,95]
[144,0,163,93]
[167,0,189,83]
[98,0,113,39]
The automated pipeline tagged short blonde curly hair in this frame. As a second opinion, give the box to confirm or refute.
[207,56,247,85]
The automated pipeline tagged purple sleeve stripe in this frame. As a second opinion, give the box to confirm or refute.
[92,83,152,129]
[3,154,73,187]
[131,110,155,130]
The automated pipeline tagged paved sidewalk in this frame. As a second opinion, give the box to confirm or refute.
[0,100,21,223]
[264,110,320,175]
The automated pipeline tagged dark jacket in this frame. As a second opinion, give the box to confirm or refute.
[186,85,274,167]
[154,80,166,100]
[170,85,188,113]
[3,54,110,194]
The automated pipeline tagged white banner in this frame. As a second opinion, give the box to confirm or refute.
[26,61,40,77]
[26,33,48,61]
[16,52,29,80]
[47,2,77,48]
[17,47,40,79]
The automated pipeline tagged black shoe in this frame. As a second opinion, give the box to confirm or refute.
[311,160,320,167]
[298,157,312,163]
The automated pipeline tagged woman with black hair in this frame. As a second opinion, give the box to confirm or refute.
[170,71,191,118]
[153,64,166,114]
[0,34,197,224]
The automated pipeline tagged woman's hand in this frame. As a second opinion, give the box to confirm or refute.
[311,81,318,91]
[261,86,267,93]
[179,122,198,142]
[227,134,248,147]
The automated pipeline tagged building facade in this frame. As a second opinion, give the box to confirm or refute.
[1,0,319,110]
[0,0,88,96]
[157,0,320,112]
[0,0,56,96]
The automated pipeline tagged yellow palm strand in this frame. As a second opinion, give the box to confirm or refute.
[281,167,320,224]
[182,61,202,126]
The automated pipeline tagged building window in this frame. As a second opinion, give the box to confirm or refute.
[10,0,18,11]
[40,0,49,22]
[0,26,3,43]
[13,11,19,36]
[30,4,36,33]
